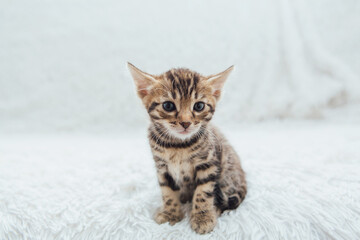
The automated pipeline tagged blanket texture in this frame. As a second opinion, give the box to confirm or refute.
[1,122,359,239]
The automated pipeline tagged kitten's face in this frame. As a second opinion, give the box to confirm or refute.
[128,63,233,140]
[144,69,214,140]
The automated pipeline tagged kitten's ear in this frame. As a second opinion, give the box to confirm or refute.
[207,65,234,99]
[127,62,157,99]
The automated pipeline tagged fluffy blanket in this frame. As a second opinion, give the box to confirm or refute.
[1,122,359,239]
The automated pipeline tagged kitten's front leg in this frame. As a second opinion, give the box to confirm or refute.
[190,162,219,234]
[154,166,183,225]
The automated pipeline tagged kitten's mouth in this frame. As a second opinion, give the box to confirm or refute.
[169,125,200,139]
[178,129,191,135]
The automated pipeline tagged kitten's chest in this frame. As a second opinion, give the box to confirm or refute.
[164,150,194,185]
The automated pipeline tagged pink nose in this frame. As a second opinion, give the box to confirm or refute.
[180,122,191,129]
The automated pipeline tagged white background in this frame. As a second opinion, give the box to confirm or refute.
[1,0,359,133]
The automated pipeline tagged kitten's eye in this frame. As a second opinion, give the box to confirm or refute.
[194,102,205,112]
[162,101,176,112]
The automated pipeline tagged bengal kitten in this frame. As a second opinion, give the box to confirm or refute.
[128,63,247,234]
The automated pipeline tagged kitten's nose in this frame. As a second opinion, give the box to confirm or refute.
[180,122,191,129]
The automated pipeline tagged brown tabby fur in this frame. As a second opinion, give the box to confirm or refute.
[128,63,247,234]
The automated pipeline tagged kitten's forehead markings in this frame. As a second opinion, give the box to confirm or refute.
[194,91,199,99]
[168,90,177,101]
[187,80,195,98]
[164,72,177,100]
[196,94,204,100]
[191,89,197,100]
[157,80,172,94]
[172,71,188,99]
[160,92,171,100]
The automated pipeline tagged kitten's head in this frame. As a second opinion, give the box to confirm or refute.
[128,63,233,140]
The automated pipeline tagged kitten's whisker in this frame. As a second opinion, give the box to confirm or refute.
[155,125,170,146]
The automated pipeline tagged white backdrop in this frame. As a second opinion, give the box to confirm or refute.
[1,0,359,134]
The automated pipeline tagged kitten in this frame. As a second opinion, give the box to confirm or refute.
[128,63,247,234]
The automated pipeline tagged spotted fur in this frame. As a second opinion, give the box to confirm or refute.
[128,63,247,234]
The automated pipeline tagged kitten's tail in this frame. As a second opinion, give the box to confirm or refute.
[215,184,247,213]
[227,187,246,210]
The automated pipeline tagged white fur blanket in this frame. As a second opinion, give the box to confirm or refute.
[1,122,359,239]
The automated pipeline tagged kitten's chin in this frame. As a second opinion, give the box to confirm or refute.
[170,130,197,141]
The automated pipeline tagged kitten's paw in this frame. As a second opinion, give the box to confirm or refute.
[154,209,184,226]
[190,210,217,234]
